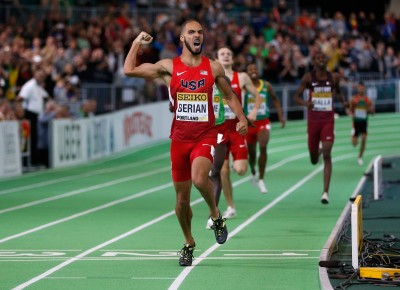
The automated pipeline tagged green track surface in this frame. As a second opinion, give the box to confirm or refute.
[0,113,399,290]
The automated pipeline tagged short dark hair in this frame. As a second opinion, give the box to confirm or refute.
[181,19,201,34]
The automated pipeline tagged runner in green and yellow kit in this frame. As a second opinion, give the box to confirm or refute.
[244,63,285,193]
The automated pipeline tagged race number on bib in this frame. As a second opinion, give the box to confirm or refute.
[213,95,220,116]
[247,102,268,116]
[223,99,236,120]
[176,92,209,122]
[354,108,367,119]
[311,91,332,111]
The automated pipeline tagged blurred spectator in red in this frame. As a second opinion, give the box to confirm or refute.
[115,3,132,32]
[297,9,315,30]
[14,101,31,159]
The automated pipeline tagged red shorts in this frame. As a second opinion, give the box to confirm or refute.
[225,131,248,161]
[216,122,228,145]
[307,120,334,153]
[170,138,216,182]
[246,118,271,145]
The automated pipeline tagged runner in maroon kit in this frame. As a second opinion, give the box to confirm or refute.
[124,19,248,266]
[293,51,348,204]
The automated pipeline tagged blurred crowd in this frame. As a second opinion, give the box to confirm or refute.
[1,0,400,166]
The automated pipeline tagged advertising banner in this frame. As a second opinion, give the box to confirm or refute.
[51,119,88,168]
[51,101,172,169]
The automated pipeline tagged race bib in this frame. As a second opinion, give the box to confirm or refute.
[311,91,332,111]
[223,99,236,120]
[354,108,367,119]
[213,95,220,117]
[247,102,268,116]
[176,92,209,122]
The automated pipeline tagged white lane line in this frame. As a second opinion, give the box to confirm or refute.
[45,276,176,280]
[0,250,82,251]
[45,277,86,279]
[168,152,357,290]
[0,153,169,196]
[220,249,320,252]
[11,198,204,290]
[0,166,170,214]
[0,250,316,260]
[131,277,175,280]
[0,183,172,244]
[223,253,308,256]
[44,277,175,280]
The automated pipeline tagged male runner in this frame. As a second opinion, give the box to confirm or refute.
[217,47,261,218]
[244,63,286,194]
[350,82,374,165]
[124,20,248,266]
[293,50,348,204]
[206,82,228,229]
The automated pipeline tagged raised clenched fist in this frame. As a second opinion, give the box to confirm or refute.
[135,31,153,45]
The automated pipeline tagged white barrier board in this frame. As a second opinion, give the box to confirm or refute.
[0,121,22,177]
